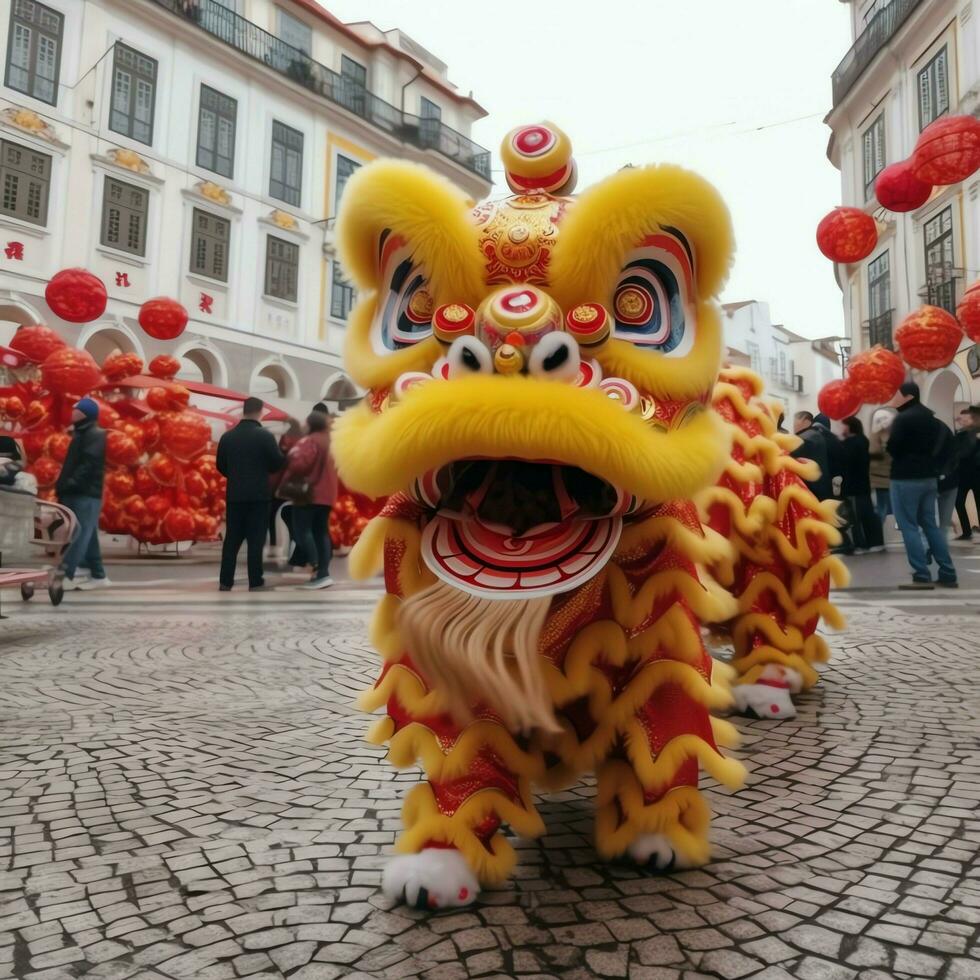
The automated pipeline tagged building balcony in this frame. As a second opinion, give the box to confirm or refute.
[831,0,924,107]
[149,0,492,181]
[922,278,958,316]
[866,310,894,350]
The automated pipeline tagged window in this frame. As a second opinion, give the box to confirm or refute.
[190,208,230,282]
[917,47,949,131]
[276,7,312,55]
[265,235,299,302]
[924,207,955,313]
[330,260,354,320]
[862,113,885,200]
[5,0,63,105]
[270,121,302,206]
[197,85,237,179]
[334,155,361,214]
[339,55,366,116]
[109,43,157,145]
[867,250,892,347]
[420,96,441,147]
[747,341,761,375]
[0,139,50,225]
[101,177,148,256]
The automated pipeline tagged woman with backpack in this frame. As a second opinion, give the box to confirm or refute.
[277,411,338,590]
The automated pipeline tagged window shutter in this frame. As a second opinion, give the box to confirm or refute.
[935,50,949,115]
[918,67,932,128]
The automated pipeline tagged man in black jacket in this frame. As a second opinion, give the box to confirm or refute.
[791,411,833,500]
[54,398,109,590]
[887,381,957,589]
[217,397,285,590]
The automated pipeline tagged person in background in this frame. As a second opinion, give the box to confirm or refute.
[280,410,338,590]
[839,416,884,554]
[269,417,302,560]
[937,412,973,540]
[887,381,957,589]
[217,397,285,591]
[813,412,845,490]
[791,411,832,500]
[868,407,895,530]
[0,433,24,487]
[53,398,109,591]
[953,405,980,541]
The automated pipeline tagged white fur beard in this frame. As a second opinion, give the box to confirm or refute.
[398,581,558,734]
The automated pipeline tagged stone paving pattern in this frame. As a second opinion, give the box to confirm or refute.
[0,598,978,980]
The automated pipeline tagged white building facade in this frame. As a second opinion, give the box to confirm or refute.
[0,0,490,414]
[825,0,980,424]
[721,300,842,420]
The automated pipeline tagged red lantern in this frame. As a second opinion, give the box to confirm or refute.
[123,495,148,522]
[45,268,108,323]
[40,348,103,397]
[105,430,140,467]
[23,400,49,428]
[816,207,878,263]
[139,297,188,341]
[116,421,145,454]
[142,417,161,451]
[167,385,191,409]
[106,469,135,498]
[160,410,210,461]
[134,466,158,496]
[21,429,48,462]
[163,508,196,541]
[956,281,980,343]
[92,398,120,429]
[145,493,173,521]
[193,512,218,539]
[103,351,144,381]
[846,346,906,404]
[148,452,179,486]
[9,324,66,363]
[148,355,181,380]
[817,379,862,421]
[44,432,71,462]
[911,115,980,186]
[895,306,964,370]
[874,160,932,213]
[146,387,171,412]
[32,456,61,487]
[183,470,208,499]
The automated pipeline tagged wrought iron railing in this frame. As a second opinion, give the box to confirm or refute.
[926,278,957,315]
[867,310,894,349]
[831,0,924,106]
[148,0,492,180]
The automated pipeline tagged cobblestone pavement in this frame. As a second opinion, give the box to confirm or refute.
[0,583,978,980]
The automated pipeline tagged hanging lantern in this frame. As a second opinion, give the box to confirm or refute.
[148,354,181,379]
[145,493,173,521]
[845,345,906,404]
[31,456,61,487]
[874,160,932,212]
[44,432,71,463]
[102,351,144,382]
[183,470,208,499]
[1,395,25,420]
[9,324,66,363]
[894,306,964,370]
[955,281,980,343]
[138,297,189,341]
[142,417,161,452]
[45,268,108,323]
[91,398,120,429]
[105,430,141,467]
[148,451,179,486]
[911,115,980,186]
[134,466,157,496]
[146,387,171,411]
[160,410,210,461]
[40,348,103,396]
[21,429,49,461]
[815,207,878,263]
[106,469,135,498]
[817,379,862,421]
[166,385,191,409]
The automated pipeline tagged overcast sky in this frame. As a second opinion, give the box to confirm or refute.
[325,0,854,340]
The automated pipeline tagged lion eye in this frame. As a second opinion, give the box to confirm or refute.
[528,333,580,381]
[447,336,492,377]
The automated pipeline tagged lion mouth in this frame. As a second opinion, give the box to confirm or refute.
[418,459,628,599]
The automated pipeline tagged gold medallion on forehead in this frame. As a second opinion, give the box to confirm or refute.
[571,305,598,324]
[442,303,470,323]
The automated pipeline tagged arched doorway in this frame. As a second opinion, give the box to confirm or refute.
[78,324,144,365]
[176,346,227,387]
[250,359,299,401]
[924,367,968,427]
[0,296,45,346]
[321,372,359,409]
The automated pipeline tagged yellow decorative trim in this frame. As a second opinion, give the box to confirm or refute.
[269,209,298,230]
[198,180,231,205]
[1,107,58,142]
[110,148,150,174]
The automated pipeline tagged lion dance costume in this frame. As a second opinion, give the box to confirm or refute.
[331,123,845,909]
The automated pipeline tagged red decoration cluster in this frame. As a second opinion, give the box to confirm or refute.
[329,483,383,550]
[816,208,878,263]
[0,333,226,545]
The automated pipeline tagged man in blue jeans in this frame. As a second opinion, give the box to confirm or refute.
[887,381,957,590]
[53,397,110,591]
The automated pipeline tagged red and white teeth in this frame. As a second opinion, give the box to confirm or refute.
[392,371,432,400]
[410,468,443,508]
[598,377,640,411]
